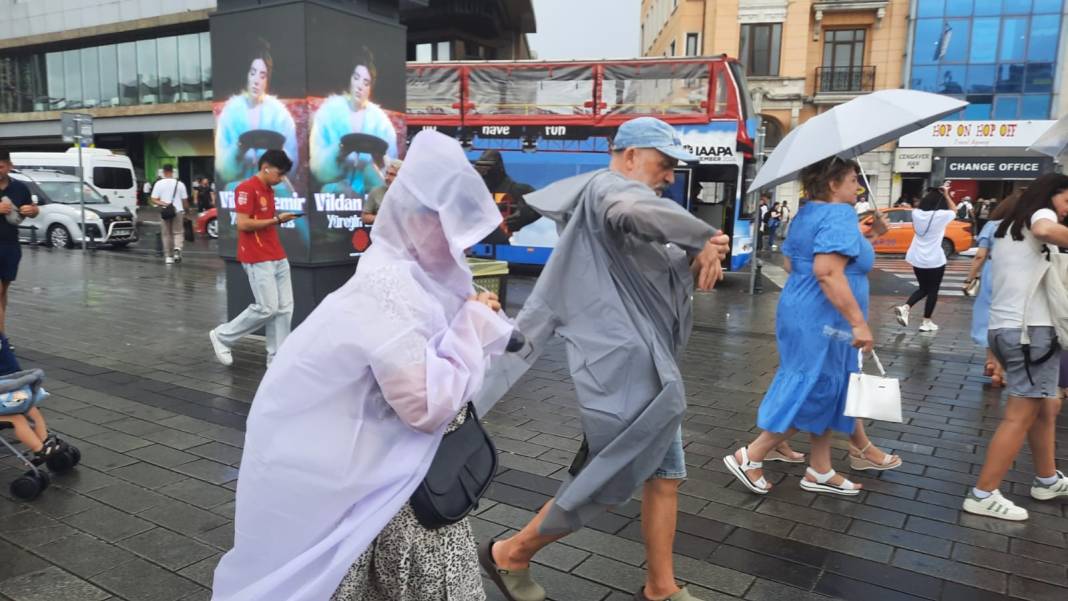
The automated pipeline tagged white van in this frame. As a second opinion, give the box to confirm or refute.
[9,149,138,215]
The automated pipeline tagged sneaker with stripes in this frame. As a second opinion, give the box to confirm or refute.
[1031,470,1068,501]
[962,489,1028,521]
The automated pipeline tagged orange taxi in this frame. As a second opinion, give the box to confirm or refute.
[860,208,974,257]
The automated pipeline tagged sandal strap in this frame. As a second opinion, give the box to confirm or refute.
[740,446,763,469]
[806,467,837,483]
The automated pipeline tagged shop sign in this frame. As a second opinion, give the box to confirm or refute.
[900,120,1055,148]
[944,157,1054,180]
[894,148,932,173]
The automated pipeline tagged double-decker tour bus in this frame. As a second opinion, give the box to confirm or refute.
[405,56,760,271]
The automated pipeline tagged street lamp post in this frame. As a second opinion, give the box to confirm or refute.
[748,126,767,295]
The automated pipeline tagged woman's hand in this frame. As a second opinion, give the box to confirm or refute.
[851,322,874,353]
[469,291,501,313]
[868,210,889,238]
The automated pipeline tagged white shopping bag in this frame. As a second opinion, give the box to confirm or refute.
[844,350,903,423]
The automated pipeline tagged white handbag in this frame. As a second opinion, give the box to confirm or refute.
[844,350,903,423]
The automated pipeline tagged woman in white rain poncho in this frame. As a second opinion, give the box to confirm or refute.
[211,130,513,601]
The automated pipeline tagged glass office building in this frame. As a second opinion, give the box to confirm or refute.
[908,0,1063,120]
[0,32,212,114]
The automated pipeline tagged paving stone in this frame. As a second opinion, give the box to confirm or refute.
[119,528,217,571]
[176,554,220,589]
[787,524,893,564]
[0,539,49,582]
[890,549,1007,594]
[192,522,233,550]
[172,459,239,485]
[83,431,152,453]
[743,578,830,601]
[0,510,78,549]
[0,566,110,601]
[85,482,169,514]
[63,505,154,543]
[108,462,187,489]
[813,572,927,601]
[127,445,199,469]
[156,479,233,510]
[91,558,202,601]
[572,554,645,593]
[184,442,243,466]
[33,532,139,579]
[138,500,230,537]
[139,429,212,451]
[847,520,953,558]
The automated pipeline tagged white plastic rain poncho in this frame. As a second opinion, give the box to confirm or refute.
[475,169,718,534]
[212,130,513,601]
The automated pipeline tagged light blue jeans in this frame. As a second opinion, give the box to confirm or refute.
[215,259,293,363]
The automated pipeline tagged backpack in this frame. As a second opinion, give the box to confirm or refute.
[956,204,969,219]
[1019,245,1068,383]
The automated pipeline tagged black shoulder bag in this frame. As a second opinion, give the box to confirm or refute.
[409,402,498,529]
[160,180,178,220]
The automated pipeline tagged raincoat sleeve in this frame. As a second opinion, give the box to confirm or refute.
[370,299,512,434]
[602,188,718,253]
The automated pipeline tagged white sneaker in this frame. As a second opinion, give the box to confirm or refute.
[209,328,234,367]
[893,305,910,327]
[1031,471,1068,501]
[962,489,1028,521]
[165,257,175,265]
[919,319,939,332]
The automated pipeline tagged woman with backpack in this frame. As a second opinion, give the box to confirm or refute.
[964,174,1068,521]
[892,185,957,332]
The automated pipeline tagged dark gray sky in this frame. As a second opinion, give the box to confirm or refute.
[528,0,641,60]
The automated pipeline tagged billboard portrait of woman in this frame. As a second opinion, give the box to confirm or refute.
[309,47,398,196]
[215,43,299,194]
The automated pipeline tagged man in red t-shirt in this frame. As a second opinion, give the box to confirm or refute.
[209,150,299,367]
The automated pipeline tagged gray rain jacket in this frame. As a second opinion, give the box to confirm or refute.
[475,168,718,534]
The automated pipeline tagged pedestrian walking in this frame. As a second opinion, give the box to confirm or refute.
[195,177,215,212]
[474,117,729,601]
[766,203,782,250]
[208,150,298,368]
[150,164,189,264]
[893,185,958,332]
[362,159,401,225]
[778,201,791,242]
[964,195,1019,388]
[212,131,514,601]
[0,151,40,346]
[964,174,1068,521]
[724,157,900,499]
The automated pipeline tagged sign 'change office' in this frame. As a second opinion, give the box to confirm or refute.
[944,157,1053,180]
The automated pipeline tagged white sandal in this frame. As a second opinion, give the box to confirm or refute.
[723,447,771,494]
[799,467,861,496]
[849,443,902,471]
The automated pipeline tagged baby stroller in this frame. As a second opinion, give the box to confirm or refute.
[0,338,80,500]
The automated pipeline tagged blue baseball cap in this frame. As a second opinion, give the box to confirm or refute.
[612,117,698,163]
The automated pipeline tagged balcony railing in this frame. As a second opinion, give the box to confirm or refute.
[815,66,876,94]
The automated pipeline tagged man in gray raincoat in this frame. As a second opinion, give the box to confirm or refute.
[476,117,730,601]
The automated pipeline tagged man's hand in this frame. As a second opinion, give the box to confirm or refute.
[691,234,730,291]
[276,212,299,224]
[469,291,501,312]
[18,204,39,218]
[0,199,12,215]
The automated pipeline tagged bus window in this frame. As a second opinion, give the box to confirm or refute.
[406,66,461,116]
[728,62,756,122]
[467,65,595,116]
[602,62,708,116]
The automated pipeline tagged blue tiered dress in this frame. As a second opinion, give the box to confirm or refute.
[757,202,874,435]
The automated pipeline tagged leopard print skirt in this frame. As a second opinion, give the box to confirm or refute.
[331,411,487,601]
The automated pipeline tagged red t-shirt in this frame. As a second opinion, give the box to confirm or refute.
[234,176,286,264]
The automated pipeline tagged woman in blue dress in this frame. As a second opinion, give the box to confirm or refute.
[724,157,896,496]
[965,218,1005,387]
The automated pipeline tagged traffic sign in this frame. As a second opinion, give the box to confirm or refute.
[61,113,93,144]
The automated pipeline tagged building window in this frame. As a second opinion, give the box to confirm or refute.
[739,23,782,76]
[909,1,1064,120]
[410,41,457,62]
[669,40,676,56]
[823,29,866,71]
[686,33,700,56]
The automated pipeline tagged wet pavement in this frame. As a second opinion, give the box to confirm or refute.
[0,244,1065,601]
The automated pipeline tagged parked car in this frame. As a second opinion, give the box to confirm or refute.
[195,207,218,239]
[859,207,973,258]
[9,169,137,249]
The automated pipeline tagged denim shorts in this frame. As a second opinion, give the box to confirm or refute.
[989,327,1061,399]
[652,426,686,480]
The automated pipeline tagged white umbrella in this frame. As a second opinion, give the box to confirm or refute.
[748,89,968,193]
[1028,115,1068,162]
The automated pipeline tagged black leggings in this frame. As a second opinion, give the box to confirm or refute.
[906,265,946,318]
